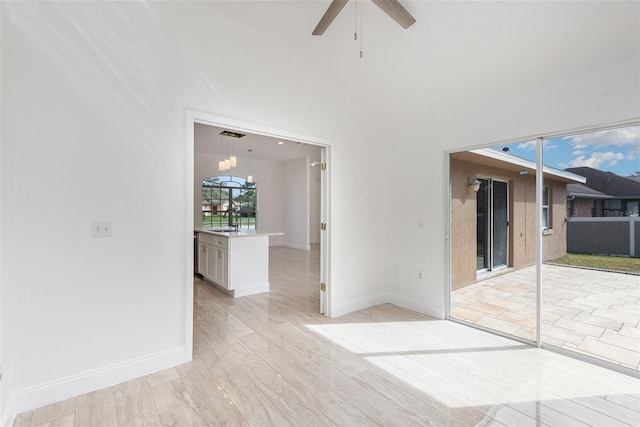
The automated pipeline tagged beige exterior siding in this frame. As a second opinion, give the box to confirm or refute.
[451,156,570,290]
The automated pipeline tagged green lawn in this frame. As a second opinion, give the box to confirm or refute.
[549,253,640,274]
[202,215,256,228]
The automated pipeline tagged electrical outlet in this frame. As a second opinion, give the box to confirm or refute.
[418,218,424,230]
[91,221,113,237]
[417,270,423,280]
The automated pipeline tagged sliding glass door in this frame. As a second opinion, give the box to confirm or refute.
[449,123,640,376]
[476,179,509,272]
[449,149,536,343]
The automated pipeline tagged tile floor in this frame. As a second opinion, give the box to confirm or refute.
[452,264,640,370]
[12,247,640,426]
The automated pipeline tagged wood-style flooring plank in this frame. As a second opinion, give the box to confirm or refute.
[113,377,161,427]
[29,398,75,426]
[148,378,207,426]
[11,245,640,427]
[175,359,248,426]
[74,387,117,427]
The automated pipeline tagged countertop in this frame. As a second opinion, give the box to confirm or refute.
[195,228,284,238]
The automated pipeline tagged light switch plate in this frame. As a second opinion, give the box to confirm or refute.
[91,221,112,237]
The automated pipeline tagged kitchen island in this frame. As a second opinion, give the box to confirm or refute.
[195,229,283,297]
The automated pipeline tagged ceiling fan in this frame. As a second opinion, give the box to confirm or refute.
[312,0,416,36]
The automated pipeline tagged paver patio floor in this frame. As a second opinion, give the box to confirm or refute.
[452,264,640,371]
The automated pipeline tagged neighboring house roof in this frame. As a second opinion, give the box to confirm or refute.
[463,148,586,184]
[565,167,640,198]
[627,175,640,183]
[566,183,612,199]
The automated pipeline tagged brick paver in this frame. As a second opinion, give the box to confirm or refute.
[452,264,640,370]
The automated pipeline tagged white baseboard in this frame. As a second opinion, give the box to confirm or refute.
[386,293,444,319]
[329,292,444,320]
[281,242,311,251]
[15,346,189,413]
[1,393,16,427]
[233,282,270,298]
[329,293,387,318]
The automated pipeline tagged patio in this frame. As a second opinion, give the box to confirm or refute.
[452,264,640,371]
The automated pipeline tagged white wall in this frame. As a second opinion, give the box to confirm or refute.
[385,60,640,317]
[1,0,638,419]
[1,1,389,414]
[282,157,310,250]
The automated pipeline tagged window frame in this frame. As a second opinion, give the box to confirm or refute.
[542,186,551,231]
[201,175,257,230]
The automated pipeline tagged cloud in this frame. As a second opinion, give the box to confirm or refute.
[515,140,556,150]
[562,151,626,169]
[563,126,640,152]
[516,141,536,150]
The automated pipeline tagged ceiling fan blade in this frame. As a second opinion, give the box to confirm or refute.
[371,0,416,29]
[312,0,349,35]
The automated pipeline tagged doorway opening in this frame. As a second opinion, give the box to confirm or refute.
[185,110,332,358]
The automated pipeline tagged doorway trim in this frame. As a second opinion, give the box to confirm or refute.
[184,110,333,355]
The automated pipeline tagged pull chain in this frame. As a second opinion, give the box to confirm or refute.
[359,7,363,58]
[354,0,358,40]
[353,0,364,58]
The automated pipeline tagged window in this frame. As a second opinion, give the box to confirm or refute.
[542,186,550,230]
[603,199,624,217]
[604,199,623,210]
[591,200,596,217]
[566,199,574,218]
[202,176,257,229]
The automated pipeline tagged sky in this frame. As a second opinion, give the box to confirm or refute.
[496,125,640,177]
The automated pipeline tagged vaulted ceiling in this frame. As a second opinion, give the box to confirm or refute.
[194,1,639,122]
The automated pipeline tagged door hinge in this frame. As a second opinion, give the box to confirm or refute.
[321,162,327,171]
[321,222,327,231]
[320,283,326,291]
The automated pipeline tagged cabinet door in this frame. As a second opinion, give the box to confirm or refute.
[215,248,229,289]
[204,244,217,282]
[197,242,207,275]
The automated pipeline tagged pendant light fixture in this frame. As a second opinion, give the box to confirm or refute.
[230,136,237,167]
[218,130,245,172]
[218,133,226,171]
[247,149,253,183]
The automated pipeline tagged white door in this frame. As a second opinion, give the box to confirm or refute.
[319,148,329,315]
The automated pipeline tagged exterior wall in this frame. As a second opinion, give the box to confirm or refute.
[543,180,570,261]
[451,158,569,289]
[571,198,600,217]
[450,159,479,289]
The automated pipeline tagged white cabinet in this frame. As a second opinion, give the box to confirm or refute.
[196,230,272,297]
[214,246,228,288]
[198,233,230,290]
[197,242,206,276]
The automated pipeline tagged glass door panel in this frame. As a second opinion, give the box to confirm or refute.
[492,180,509,269]
[450,149,537,343]
[476,179,489,271]
[539,128,640,373]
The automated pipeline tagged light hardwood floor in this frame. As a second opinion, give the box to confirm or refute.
[13,245,640,426]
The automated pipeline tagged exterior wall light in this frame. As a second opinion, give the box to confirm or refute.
[469,178,481,193]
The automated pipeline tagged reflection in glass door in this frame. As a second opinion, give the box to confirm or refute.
[476,178,509,272]
[450,149,536,344]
